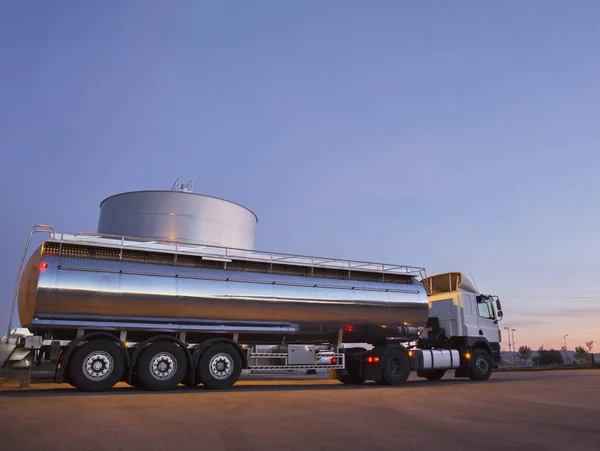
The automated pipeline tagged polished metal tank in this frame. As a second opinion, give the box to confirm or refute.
[17,234,430,344]
[97,190,258,249]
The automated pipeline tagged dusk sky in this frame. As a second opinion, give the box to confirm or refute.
[1,2,599,352]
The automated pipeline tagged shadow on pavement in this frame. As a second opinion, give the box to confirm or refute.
[1,370,593,398]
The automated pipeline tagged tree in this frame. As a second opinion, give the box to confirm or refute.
[532,345,544,367]
[517,345,532,366]
[574,345,589,362]
[585,341,594,353]
[586,341,596,365]
[538,349,564,366]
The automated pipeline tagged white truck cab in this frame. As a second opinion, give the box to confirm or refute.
[418,272,503,378]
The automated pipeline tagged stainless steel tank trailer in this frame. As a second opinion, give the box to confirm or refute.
[2,185,504,392]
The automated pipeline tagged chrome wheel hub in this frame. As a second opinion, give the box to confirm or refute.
[476,356,489,374]
[209,353,234,380]
[150,352,177,380]
[83,352,113,381]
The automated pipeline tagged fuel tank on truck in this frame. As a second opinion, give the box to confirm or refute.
[17,233,430,343]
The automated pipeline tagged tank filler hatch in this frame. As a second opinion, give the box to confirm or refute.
[170,177,194,193]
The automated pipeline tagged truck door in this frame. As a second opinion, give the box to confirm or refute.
[461,292,480,338]
[475,296,500,344]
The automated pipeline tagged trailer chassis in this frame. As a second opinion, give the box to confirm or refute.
[3,316,493,392]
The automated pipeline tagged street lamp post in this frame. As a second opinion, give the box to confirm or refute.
[504,326,512,366]
[511,329,517,366]
[563,334,569,364]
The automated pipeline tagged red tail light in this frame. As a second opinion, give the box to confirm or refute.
[366,356,380,363]
[40,262,48,271]
[329,358,337,364]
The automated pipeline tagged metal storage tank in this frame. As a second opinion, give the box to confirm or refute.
[97,187,258,249]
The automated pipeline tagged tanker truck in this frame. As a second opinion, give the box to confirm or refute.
[2,224,504,392]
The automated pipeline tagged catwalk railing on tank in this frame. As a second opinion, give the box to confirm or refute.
[47,228,427,278]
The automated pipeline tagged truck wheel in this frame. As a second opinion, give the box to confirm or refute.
[469,349,493,381]
[58,351,75,387]
[135,341,187,391]
[379,348,411,386]
[67,339,125,392]
[181,372,198,387]
[129,371,144,390]
[197,343,242,390]
[339,347,367,385]
[424,370,445,381]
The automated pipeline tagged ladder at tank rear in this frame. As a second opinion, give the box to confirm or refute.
[6,225,56,342]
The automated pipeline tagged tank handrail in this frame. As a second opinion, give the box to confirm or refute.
[51,229,427,278]
[6,225,55,342]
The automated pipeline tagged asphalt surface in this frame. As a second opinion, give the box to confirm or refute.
[0,370,598,451]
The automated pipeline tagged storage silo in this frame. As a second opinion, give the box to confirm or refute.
[97,186,258,249]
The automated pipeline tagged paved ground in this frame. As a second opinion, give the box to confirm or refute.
[0,370,598,451]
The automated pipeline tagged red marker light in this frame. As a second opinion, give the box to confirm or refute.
[329,358,337,364]
[366,356,380,363]
[40,262,48,271]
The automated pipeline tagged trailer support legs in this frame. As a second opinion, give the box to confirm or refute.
[18,368,30,389]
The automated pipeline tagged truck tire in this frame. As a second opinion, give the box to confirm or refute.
[134,341,187,391]
[197,343,242,390]
[67,339,125,392]
[469,349,493,381]
[378,348,411,386]
[423,370,445,381]
[58,351,75,387]
[129,371,144,390]
[181,372,198,387]
[338,347,367,385]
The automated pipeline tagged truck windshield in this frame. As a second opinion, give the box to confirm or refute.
[477,297,495,320]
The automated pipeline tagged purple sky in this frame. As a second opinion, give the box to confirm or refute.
[1,1,599,350]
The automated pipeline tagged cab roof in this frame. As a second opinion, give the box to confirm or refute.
[420,272,479,295]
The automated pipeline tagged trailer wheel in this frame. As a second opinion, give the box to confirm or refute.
[181,372,198,387]
[197,343,242,390]
[469,349,492,381]
[423,370,446,381]
[339,347,367,385]
[129,371,144,390]
[379,348,411,386]
[67,339,125,392]
[58,351,75,387]
[134,341,187,391]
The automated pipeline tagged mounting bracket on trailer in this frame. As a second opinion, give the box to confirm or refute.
[336,327,344,352]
